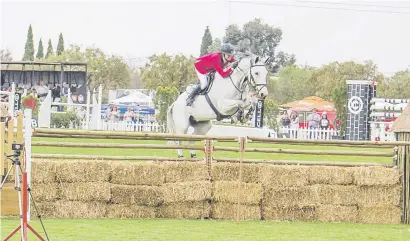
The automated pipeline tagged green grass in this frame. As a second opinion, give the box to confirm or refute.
[31,137,393,163]
[1,218,409,241]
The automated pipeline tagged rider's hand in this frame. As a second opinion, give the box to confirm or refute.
[232,62,239,69]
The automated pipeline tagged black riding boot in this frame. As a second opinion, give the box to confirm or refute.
[186,85,201,106]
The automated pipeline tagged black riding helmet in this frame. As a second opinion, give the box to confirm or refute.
[221,43,234,55]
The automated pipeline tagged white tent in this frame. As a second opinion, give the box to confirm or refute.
[110,92,152,106]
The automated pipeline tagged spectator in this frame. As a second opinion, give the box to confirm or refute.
[290,111,299,138]
[281,111,291,127]
[307,108,320,138]
[320,112,330,139]
[108,105,120,122]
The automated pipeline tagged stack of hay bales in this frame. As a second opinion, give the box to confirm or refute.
[28,160,401,224]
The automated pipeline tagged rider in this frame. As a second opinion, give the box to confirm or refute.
[186,43,237,106]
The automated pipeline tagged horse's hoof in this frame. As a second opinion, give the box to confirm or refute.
[178,155,184,158]
[191,153,197,158]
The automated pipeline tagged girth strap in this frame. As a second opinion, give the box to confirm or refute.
[205,93,234,121]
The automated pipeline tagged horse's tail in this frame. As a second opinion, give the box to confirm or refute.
[166,102,176,134]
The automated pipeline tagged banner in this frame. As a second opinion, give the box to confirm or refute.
[254,99,264,128]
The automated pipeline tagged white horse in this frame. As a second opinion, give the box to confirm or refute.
[167,53,269,157]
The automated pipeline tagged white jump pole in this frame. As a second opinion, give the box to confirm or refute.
[24,108,33,221]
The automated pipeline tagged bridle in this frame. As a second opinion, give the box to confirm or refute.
[229,56,268,99]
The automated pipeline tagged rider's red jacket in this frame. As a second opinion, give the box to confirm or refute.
[194,52,236,78]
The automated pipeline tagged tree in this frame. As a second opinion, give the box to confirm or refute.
[377,70,410,99]
[140,53,197,91]
[36,38,44,59]
[45,39,54,58]
[153,86,180,127]
[0,49,12,61]
[207,38,221,53]
[23,25,35,61]
[45,44,131,90]
[200,26,213,56]
[264,98,280,130]
[57,33,65,55]
[223,18,295,73]
[271,65,316,104]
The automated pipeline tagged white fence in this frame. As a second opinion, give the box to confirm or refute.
[279,126,340,140]
[73,120,165,132]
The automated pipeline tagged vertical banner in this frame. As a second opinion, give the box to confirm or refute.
[254,99,264,128]
[13,92,22,117]
[345,80,377,141]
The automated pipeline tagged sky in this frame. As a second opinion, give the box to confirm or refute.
[1,0,410,76]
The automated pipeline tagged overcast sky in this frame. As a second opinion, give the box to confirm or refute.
[1,0,409,75]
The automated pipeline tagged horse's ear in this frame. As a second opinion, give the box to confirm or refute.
[264,57,270,64]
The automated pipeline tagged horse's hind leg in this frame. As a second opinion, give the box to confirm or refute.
[188,121,212,158]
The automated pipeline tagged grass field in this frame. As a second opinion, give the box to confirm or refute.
[31,137,393,163]
[1,218,410,241]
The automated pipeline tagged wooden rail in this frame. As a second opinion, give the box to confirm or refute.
[32,154,202,162]
[32,141,203,150]
[247,136,410,146]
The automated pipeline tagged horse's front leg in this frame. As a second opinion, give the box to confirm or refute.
[218,99,251,114]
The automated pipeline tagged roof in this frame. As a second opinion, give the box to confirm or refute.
[0,61,87,66]
[280,96,336,112]
[392,103,410,133]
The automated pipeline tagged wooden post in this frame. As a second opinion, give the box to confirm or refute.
[17,112,23,143]
[1,122,5,179]
[204,139,213,181]
[236,137,246,222]
[7,119,14,177]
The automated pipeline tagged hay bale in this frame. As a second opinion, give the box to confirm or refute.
[60,182,111,202]
[212,181,262,205]
[30,202,56,219]
[110,162,164,186]
[31,183,60,202]
[358,205,401,224]
[107,204,156,219]
[212,202,260,221]
[263,187,316,207]
[263,206,316,221]
[353,166,400,186]
[260,165,308,187]
[111,184,163,206]
[54,201,107,218]
[317,205,358,223]
[164,162,209,183]
[212,163,260,183]
[357,185,401,206]
[55,161,111,183]
[31,160,57,183]
[162,181,211,203]
[157,201,211,219]
[311,185,358,206]
[308,166,354,185]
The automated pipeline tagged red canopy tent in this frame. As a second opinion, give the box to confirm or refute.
[280,96,338,128]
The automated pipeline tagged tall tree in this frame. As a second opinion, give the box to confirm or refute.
[200,26,213,56]
[0,49,12,61]
[57,33,65,55]
[45,39,54,58]
[36,38,44,59]
[223,18,295,73]
[140,53,197,91]
[377,70,410,99]
[22,25,35,61]
[207,38,222,53]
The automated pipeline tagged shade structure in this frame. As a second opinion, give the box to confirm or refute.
[111,92,152,105]
[280,96,336,112]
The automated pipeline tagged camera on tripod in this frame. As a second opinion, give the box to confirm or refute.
[12,143,24,151]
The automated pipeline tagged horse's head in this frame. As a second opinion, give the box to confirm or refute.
[249,55,269,99]
[234,53,269,100]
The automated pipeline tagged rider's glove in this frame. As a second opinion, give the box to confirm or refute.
[232,62,239,69]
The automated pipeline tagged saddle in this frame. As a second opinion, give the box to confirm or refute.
[198,71,215,95]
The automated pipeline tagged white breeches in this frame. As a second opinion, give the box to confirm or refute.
[196,69,208,90]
